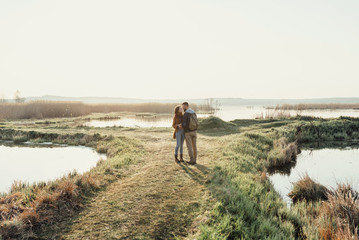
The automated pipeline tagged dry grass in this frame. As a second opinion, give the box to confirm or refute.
[0,101,90,119]
[255,108,292,119]
[0,101,201,120]
[0,219,26,239]
[271,103,359,110]
[267,137,298,168]
[0,176,94,237]
[288,174,329,203]
[19,209,39,225]
[318,184,359,239]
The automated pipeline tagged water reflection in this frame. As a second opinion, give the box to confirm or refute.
[85,114,209,128]
[0,142,106,193]
[268,146,359,206]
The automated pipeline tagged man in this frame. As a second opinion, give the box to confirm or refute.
[180,102,198,165]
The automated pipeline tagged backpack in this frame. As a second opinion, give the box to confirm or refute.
[189,113,199,131]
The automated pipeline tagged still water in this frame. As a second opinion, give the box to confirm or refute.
[268,147,359,206]
[85,114,209,128]
[215,105,359,121]
[0,142,106,193]
[84,106,359,128]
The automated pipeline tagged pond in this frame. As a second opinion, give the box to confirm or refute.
[85,114,210,128]
[0,141,106,194]
[84,106,359,128]
[268,146,359,206]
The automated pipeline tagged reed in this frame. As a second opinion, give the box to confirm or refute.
[0,101,200,120]
[318,184,359,239]
[269,103,359,110]
[255,108,292,119]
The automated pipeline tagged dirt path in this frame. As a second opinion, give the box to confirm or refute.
[45,133,218,239]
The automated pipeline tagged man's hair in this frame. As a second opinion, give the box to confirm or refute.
[182,102,189,107]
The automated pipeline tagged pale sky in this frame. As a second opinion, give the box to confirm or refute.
[0,0,358,99]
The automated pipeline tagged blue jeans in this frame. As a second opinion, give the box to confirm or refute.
[175,129,184,155]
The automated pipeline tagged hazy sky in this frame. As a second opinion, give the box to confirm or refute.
[1,0,358,99]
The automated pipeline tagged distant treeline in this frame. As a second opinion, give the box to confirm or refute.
[267,103,359,110]
[0,101,201,120]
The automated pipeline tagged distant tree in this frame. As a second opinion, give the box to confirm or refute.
[204,98,222,114]
[14,90,25,103]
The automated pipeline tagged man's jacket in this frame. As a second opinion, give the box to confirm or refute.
[182,108,196,133]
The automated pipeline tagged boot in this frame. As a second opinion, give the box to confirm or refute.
[180,154,184,162]
[187,157,196,165]
[175,155,180,163]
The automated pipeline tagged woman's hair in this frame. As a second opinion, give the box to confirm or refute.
[174,105,182,116]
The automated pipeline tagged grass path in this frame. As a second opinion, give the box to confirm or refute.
[40,132,219,239]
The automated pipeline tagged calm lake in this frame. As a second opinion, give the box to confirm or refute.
[0,142,106,193]
[216,105,359,121]
[268,146,359,206]
[85,114,210,128]
[84,106,359,128]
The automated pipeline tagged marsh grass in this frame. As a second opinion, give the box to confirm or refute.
[0,101,200,120]
[298,117,359,142]
[318,184,359,239]
[199,132,303,239]
[288,174,329,203]
[0,129,143,239]
[198,117,359,239]
[267,137,298,168]
[1,116,359,239]
[255,108,292,119]
[273,103,359,110]
[288,177,359,239]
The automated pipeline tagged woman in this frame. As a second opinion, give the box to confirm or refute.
[172,105,184,163]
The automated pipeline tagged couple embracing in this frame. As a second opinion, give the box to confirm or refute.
[172,102,198,165]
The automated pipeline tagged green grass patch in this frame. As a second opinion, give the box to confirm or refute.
[199,132,303,239]
[198,117,359,239]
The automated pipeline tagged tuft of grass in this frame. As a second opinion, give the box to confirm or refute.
[267,137,298,168]
[288,174,329,203]
[19,209,39,226]
[12,135,29,143]
[318,184,359,239]
[57,180,79,201]
[0,219,26,239]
